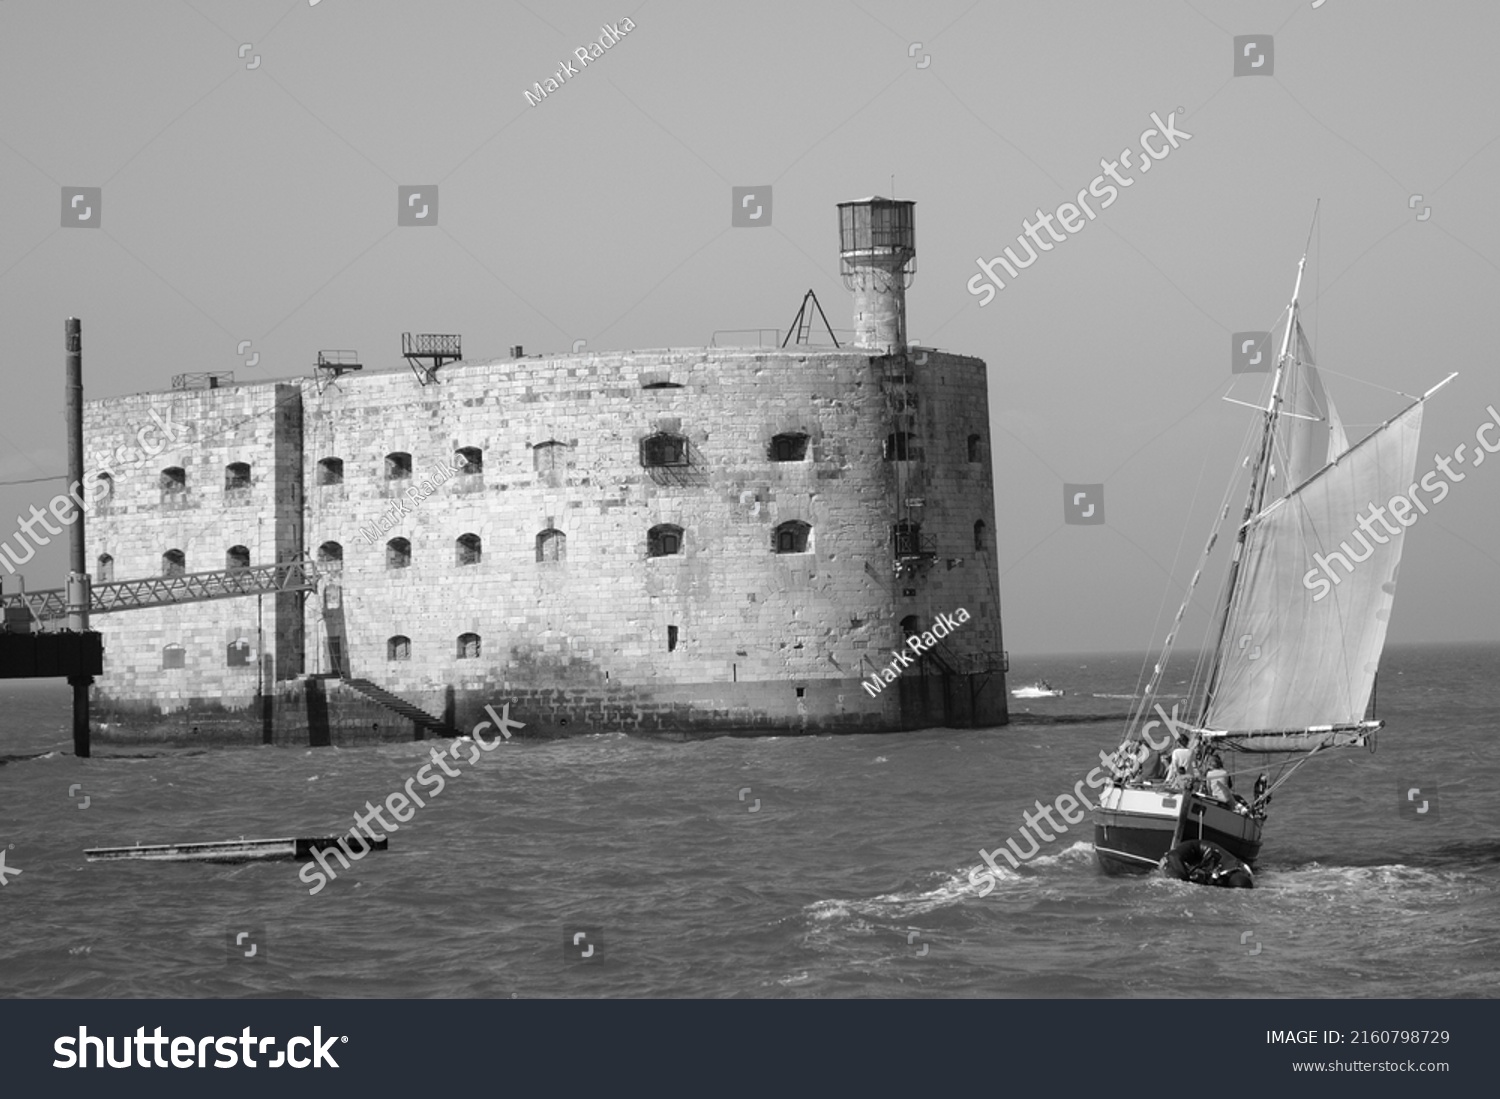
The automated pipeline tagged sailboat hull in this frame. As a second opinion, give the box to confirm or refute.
[1092,784,1262,874]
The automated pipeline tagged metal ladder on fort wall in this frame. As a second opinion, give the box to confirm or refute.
[876,352,1009,726]
[880,351,948,725]
[314,576,462,739]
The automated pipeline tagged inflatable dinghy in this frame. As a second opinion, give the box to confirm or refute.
[1161,839,1254,889]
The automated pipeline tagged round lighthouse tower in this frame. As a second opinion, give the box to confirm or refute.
[838,197,916,353]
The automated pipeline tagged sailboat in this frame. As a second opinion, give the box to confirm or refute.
[1092,223,1455,875]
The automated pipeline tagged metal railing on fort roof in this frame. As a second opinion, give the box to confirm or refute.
[172,372,235,390]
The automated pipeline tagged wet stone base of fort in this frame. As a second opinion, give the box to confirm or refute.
[88,672,1009,747]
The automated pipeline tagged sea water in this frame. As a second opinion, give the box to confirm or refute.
[1,642,1495,998]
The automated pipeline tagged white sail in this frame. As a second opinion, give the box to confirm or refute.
[1202,398,1426,751]
[1277,321,1348,491]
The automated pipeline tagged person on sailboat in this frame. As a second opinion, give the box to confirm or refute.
[1251,772,1272,818]
[1163,732,1194,790]
[1204,753,1233,803]
[1137,740,1164,784]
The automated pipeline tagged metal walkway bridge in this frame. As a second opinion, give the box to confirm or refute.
[0,561,322,624]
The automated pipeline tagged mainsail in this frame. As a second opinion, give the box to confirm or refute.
[1202,396,1426,751]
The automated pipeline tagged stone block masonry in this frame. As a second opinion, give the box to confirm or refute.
[81,345,1007,740]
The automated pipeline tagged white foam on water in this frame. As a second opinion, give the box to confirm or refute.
[1259,862,1481,901]
[805,848,1079,923]
[1028,840,1096,868]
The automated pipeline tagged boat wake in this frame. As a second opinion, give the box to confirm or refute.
[805,842,1100,925]
[1256,860,1486,896]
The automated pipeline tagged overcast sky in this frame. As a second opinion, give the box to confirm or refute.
[1,0,1496,656]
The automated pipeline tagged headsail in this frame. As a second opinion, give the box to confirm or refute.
[1201,398,1426,751]
[1276,320,1348,492]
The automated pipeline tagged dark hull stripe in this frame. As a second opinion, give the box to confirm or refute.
[1094,817,1261,873]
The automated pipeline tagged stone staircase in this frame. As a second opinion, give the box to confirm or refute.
[341,677,464,739]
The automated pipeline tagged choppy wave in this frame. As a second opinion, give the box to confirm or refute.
[3,647,1498,998]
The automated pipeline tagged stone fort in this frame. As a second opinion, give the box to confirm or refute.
[80,198,1010,743]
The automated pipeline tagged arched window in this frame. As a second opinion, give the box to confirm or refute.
[162,644,186,670]
[893,520,921,557]
[227,638,251,667]
[96,553,114,582]
[159,466,187,505]
[386,537,411,569]
[457,633,481,659]
[883,432,915,461]
[967,434,984,463]
[162,549,186,577]
[640,432,688,468]
[536,528,566,563]
[94,473,114,507]
[900,615,923,638]
[647,524,683,557]
[225,462,251,491]
[974,520,987,551]
[773,520,810,554]
[317,541,343,568]
[387,635,411,661]
[456,447,483,475]
[456,533,482,566]
[533,440,567,473]
[316,458,344,486]
[226,545,250,571]
[385,452,412,481]
[769,433,808,462]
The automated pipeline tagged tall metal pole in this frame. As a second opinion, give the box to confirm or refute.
[65,317,92,758]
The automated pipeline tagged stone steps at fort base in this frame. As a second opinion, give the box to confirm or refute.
[338,677,465,739]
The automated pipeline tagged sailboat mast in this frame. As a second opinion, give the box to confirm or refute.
[1197,251,1308,724]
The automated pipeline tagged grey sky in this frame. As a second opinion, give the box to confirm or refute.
[1,0,1496,654]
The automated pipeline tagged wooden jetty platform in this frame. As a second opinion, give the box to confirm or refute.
[84,834,388,863]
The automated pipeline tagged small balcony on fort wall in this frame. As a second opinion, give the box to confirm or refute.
[893,520,936,576]
[640,431,705,488]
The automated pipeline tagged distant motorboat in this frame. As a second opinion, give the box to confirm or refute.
[1012,680,1063,699]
